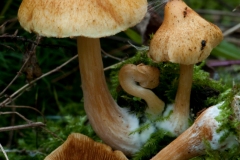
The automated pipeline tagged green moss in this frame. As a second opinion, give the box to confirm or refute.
[110,51,227,118]
[190,86,240,160]
[191,140,240,160]
[215,86,240,141]
[132,129,175,160]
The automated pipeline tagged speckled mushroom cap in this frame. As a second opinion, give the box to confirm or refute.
[135,63,160,89]
[44,133,128,160]
[18,0,147,38]
[148,0,223,65]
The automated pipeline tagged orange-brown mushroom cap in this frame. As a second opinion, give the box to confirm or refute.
[44,133,128,160]
[148,0,223,65]
[18,0,147,38]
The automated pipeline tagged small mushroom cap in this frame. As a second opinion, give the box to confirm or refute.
[136,63,160,89]
[44,133,128,160]
[148,0,223,65]
[18,0,147,38]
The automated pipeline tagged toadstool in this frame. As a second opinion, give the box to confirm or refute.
[148,0,223,135]
[45,133,128,160]
[118,63,165,116]
[18,0,149,155]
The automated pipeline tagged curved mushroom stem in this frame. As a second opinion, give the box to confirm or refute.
[77,37,142,155]
[152,101,239,160]
[118,64,165,116]
[170,64,193,135]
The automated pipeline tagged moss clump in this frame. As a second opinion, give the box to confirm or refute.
[132,129,175,160]
[110,51,227,118]
[191,139,240,160]
[214,85,240,141]
[190,86,240,160]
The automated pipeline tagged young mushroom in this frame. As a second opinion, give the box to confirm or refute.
[18,0,148,156]
[151,95,240,160]
[118,63,165,116]
[148,0,223,135]
[45,133,128,160]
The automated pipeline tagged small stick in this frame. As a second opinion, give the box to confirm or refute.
[223,23,240,37]
[0,17,18,31]
[40,127,64,142]
[0,34,73,50]
[0,54,78,107]
[196,9,240,17]
[0,122,45,132]
[0,143,9,160]
[0,111,32,123]
[4,105,45,121]
[103,61,125,71]
[0,36,41,96]
[101,49,122,61]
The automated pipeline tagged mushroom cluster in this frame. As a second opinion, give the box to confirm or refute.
[17,0,240,159]
[146,0,240,159]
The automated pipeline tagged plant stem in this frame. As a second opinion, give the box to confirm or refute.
[77,37,141,155]
[172,64,193,134]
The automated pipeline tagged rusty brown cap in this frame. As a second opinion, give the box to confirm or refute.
[18,0,147,38]
[148,0,223,65]
[44,133,128,160]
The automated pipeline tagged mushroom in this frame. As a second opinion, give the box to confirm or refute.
[148,0,223,135]
[45,133,128,160]
[118,63,165,116]
[151,97,240,160]
[18,0,148,155]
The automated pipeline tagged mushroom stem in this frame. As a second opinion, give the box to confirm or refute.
[118,64,165,116]
[172,64,193,134]
[77,37,141,155]
[152,102,238,160]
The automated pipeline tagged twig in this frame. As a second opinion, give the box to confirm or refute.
[7,90,26,106]
[0,43,15,50]
[108,44,132,55]
[223,23,240,37]
[196,9,240,17]
[233,5,240,12]
[6,106,15,148]
[0,54,78,107]
[0,36,41,96]
[207,60,240,67]
[101,49,122,61]
[0,34,38,45]
[103,61,125,71]
[51,66,79,83]
[225,37,240,46]
[216,0,234,10]
[0,111,32,123]
[5,105,45,122]
[0,122,45,132]
[3,149,45,156]
[0,17,18,29]
[0,143,9,160]
[0,34,74,50]
[40,126,64,142]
